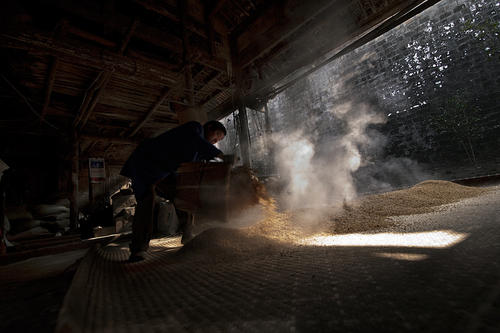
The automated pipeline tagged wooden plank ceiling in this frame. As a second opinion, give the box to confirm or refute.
[0,0,434,163]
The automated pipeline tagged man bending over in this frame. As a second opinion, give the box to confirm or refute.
[121,120,226,262]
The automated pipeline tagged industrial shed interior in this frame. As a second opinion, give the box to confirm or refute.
[1,0,499,332]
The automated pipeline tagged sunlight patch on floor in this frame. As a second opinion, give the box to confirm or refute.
[299,230,468,248]
[374,252,429,261]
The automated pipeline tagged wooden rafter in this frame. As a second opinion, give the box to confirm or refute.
[66,24,117,48]
[119,18,139,54]
[202,89,227,107]
[230,1,277,38]
[235,0,338,69]
[209,0,229,19]
[77,72,113,130]
[72,71,109,128]
[180,0,194,107]
[195,72,228,98]
[31,0,229,70]
[40,57,59,120]
[128,88,176,137]
[205,0,230,56]
[81,134,140,145]
[135,0,228,35]
[77,18,139,130]
[136,0,206,37]
[1,31,180,86]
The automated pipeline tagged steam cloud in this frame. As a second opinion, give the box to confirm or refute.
[273,102,393,210]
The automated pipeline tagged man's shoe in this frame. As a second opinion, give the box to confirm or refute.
[181,219,195,244]
[128,251,146,262]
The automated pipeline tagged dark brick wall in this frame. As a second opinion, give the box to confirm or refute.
[221,0,500,185]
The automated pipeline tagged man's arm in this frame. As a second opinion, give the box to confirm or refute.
[195,136,223,160]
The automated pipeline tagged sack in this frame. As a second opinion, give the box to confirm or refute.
[5,206,33,221]
[31,204,69,218]
[8,226,51,241]
[9,219,40,234]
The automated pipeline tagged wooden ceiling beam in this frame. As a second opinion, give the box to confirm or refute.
[76,72,113,130]
[135,0,208,38]
[179,0,195,108]
[128,87,178,137]
[209,0,229,19]
[201,88,230,108]
[230,1,278,39]
[6,0,227,72]
[64,22,229,73]
[0,30,181,86]
[65,24,118,48]
[195,72,228,98]
[135,0,228,35]
[235,0,338,69]
[76,18,139,131]
[119,18,139,54]
[93,104,177,120]
[135,0,230,67]
[72,71,110,129]
[81,134,140,145]
[126,22,230,71]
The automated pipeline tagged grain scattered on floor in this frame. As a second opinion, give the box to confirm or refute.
[179,180,489,258]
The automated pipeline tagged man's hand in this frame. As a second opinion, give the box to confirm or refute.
[221,154,235,164]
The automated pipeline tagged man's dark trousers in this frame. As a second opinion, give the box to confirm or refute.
[130,185,156,255]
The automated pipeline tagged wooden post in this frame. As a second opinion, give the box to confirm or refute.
[0,173,6,255]
[264,102,272,139]
[180,0,193,107]
[230,31,251,167]
[69,134,79,230]
[263,101,274,174]
[88,159,94,207]
[178,0,209,124]
[237,97,251,167]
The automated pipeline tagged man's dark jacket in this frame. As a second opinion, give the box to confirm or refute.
[121,121,222,199]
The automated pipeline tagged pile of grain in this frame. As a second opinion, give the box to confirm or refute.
[178,179,489,258]
[322,180,489,234]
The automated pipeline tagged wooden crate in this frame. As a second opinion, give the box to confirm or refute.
[157,162,232,223]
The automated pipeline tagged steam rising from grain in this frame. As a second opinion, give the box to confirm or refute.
[274,102,386,209]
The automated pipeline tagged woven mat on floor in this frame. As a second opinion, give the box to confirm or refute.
[56,191,500,333]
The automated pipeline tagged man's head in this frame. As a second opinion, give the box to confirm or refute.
[203,120,226,144]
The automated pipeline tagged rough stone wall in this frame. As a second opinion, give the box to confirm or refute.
[223,0,500,187]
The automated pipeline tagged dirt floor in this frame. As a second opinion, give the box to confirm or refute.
[55,181,500,332]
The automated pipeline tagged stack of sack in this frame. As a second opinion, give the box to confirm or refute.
[5,205,49,241]
[5,200,70,241]
[31,200,70,233]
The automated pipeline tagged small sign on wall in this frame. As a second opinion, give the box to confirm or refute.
[89,158,106,183]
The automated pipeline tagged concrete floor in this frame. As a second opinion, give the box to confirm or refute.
[56,186,500,332]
